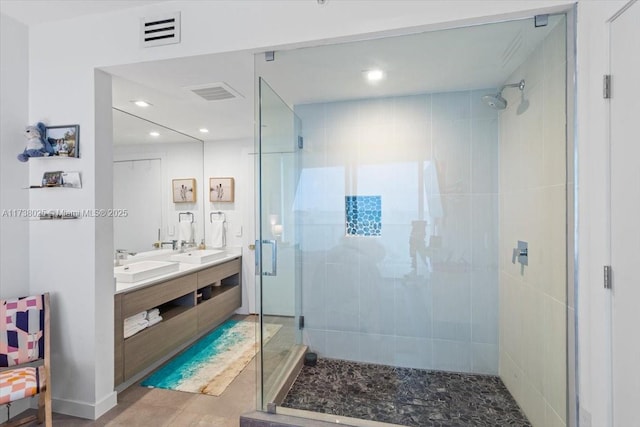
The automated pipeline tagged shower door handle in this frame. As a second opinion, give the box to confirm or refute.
[256,239,278,276]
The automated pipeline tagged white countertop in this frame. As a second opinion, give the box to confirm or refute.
[114,248,242,294]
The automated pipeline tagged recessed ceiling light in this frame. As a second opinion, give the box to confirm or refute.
[149,131,160,137]
[199,128,209,133]
[364,69,385,83]
[132,100,152,107]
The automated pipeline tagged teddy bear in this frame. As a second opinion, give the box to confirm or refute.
[17,122,55,162]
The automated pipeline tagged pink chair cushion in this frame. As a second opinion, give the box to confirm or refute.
[0,366,44,404]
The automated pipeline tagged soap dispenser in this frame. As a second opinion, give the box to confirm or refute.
[198,239,206,250]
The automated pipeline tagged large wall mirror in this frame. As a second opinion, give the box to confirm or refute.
[112,107,204,254]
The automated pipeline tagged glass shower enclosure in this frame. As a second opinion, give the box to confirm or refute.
[256,77,305,409]
[254,9,573,427]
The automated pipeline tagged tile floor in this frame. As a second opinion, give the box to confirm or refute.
[281,358,532,427]
[18,359,256,426]
[15,314,297,426]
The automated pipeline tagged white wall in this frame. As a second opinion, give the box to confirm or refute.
[0,14,30,299]
[498,19,567,427]
[0,13,32,423]
[203,138,255,314]
[295,90,500,373]
[6,0,629,423]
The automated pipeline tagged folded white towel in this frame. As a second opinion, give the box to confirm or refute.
[147,308,160,318]
[124,311,147,323]
[124,319,148,331]
[124,322,147,333]
[211,219,225,249]
[124,319,149,338]
[147,316,162,327]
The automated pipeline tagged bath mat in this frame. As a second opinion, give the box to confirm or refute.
[141,318,281,396]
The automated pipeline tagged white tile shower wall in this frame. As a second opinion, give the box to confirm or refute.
[295,89,500,374]
[498,20,567,427]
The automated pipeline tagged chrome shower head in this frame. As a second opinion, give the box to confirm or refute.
[482,93,507,110]
[482,79,525,110]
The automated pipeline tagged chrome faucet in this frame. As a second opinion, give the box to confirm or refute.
[115,249,136,266]
[160,240,178,250]
[179,240,197,253]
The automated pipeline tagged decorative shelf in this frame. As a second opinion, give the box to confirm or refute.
[38,214,80,220]
[25,186,81,190]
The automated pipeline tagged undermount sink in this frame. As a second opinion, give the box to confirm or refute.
[170,249,225,264]
[114,260,179,283]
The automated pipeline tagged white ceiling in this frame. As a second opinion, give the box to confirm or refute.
[0,0,170,25]
[112,108,201,146]
[1,1,562,144]
[107,52,256,144]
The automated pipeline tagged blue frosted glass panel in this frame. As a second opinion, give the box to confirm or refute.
[345,195,381,236]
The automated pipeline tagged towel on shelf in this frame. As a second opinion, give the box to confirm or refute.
[211,218,225,249]
[147,314,161,323]
[124,319,149,338]
[124,320,148,332]
[124,311,147,323]
[147,316,163,327]
[179,219,193,243]
[147,308,160,319]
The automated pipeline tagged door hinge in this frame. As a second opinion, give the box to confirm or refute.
[604,265,612,289]
[299,315,305,329]
[603,75,611,99]
[534,14,549,27]
[298,136,304,149]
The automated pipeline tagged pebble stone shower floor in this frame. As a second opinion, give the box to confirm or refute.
[281,358,532,427]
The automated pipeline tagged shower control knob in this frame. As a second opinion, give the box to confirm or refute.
[512,241,529,266]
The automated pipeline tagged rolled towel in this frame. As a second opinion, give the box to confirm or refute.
[147,316,163,327]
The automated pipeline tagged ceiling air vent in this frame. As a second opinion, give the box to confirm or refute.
[141,12,181,48]
[186,82,244,101]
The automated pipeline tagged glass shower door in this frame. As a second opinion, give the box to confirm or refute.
[257,77,303,409]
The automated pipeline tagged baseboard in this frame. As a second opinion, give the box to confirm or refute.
[52,391,117,420]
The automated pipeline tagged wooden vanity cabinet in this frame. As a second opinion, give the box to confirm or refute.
[114,256,242,386]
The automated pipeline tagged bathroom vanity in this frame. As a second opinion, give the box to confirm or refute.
[113,254,242,386]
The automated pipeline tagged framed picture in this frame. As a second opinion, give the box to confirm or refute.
[61,171,82,188]
[172,178,197,203]
[45,125,79,158]
[209,177,234,202]
[42,171,63,187]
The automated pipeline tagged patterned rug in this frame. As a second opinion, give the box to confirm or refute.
[141,318,281,396]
